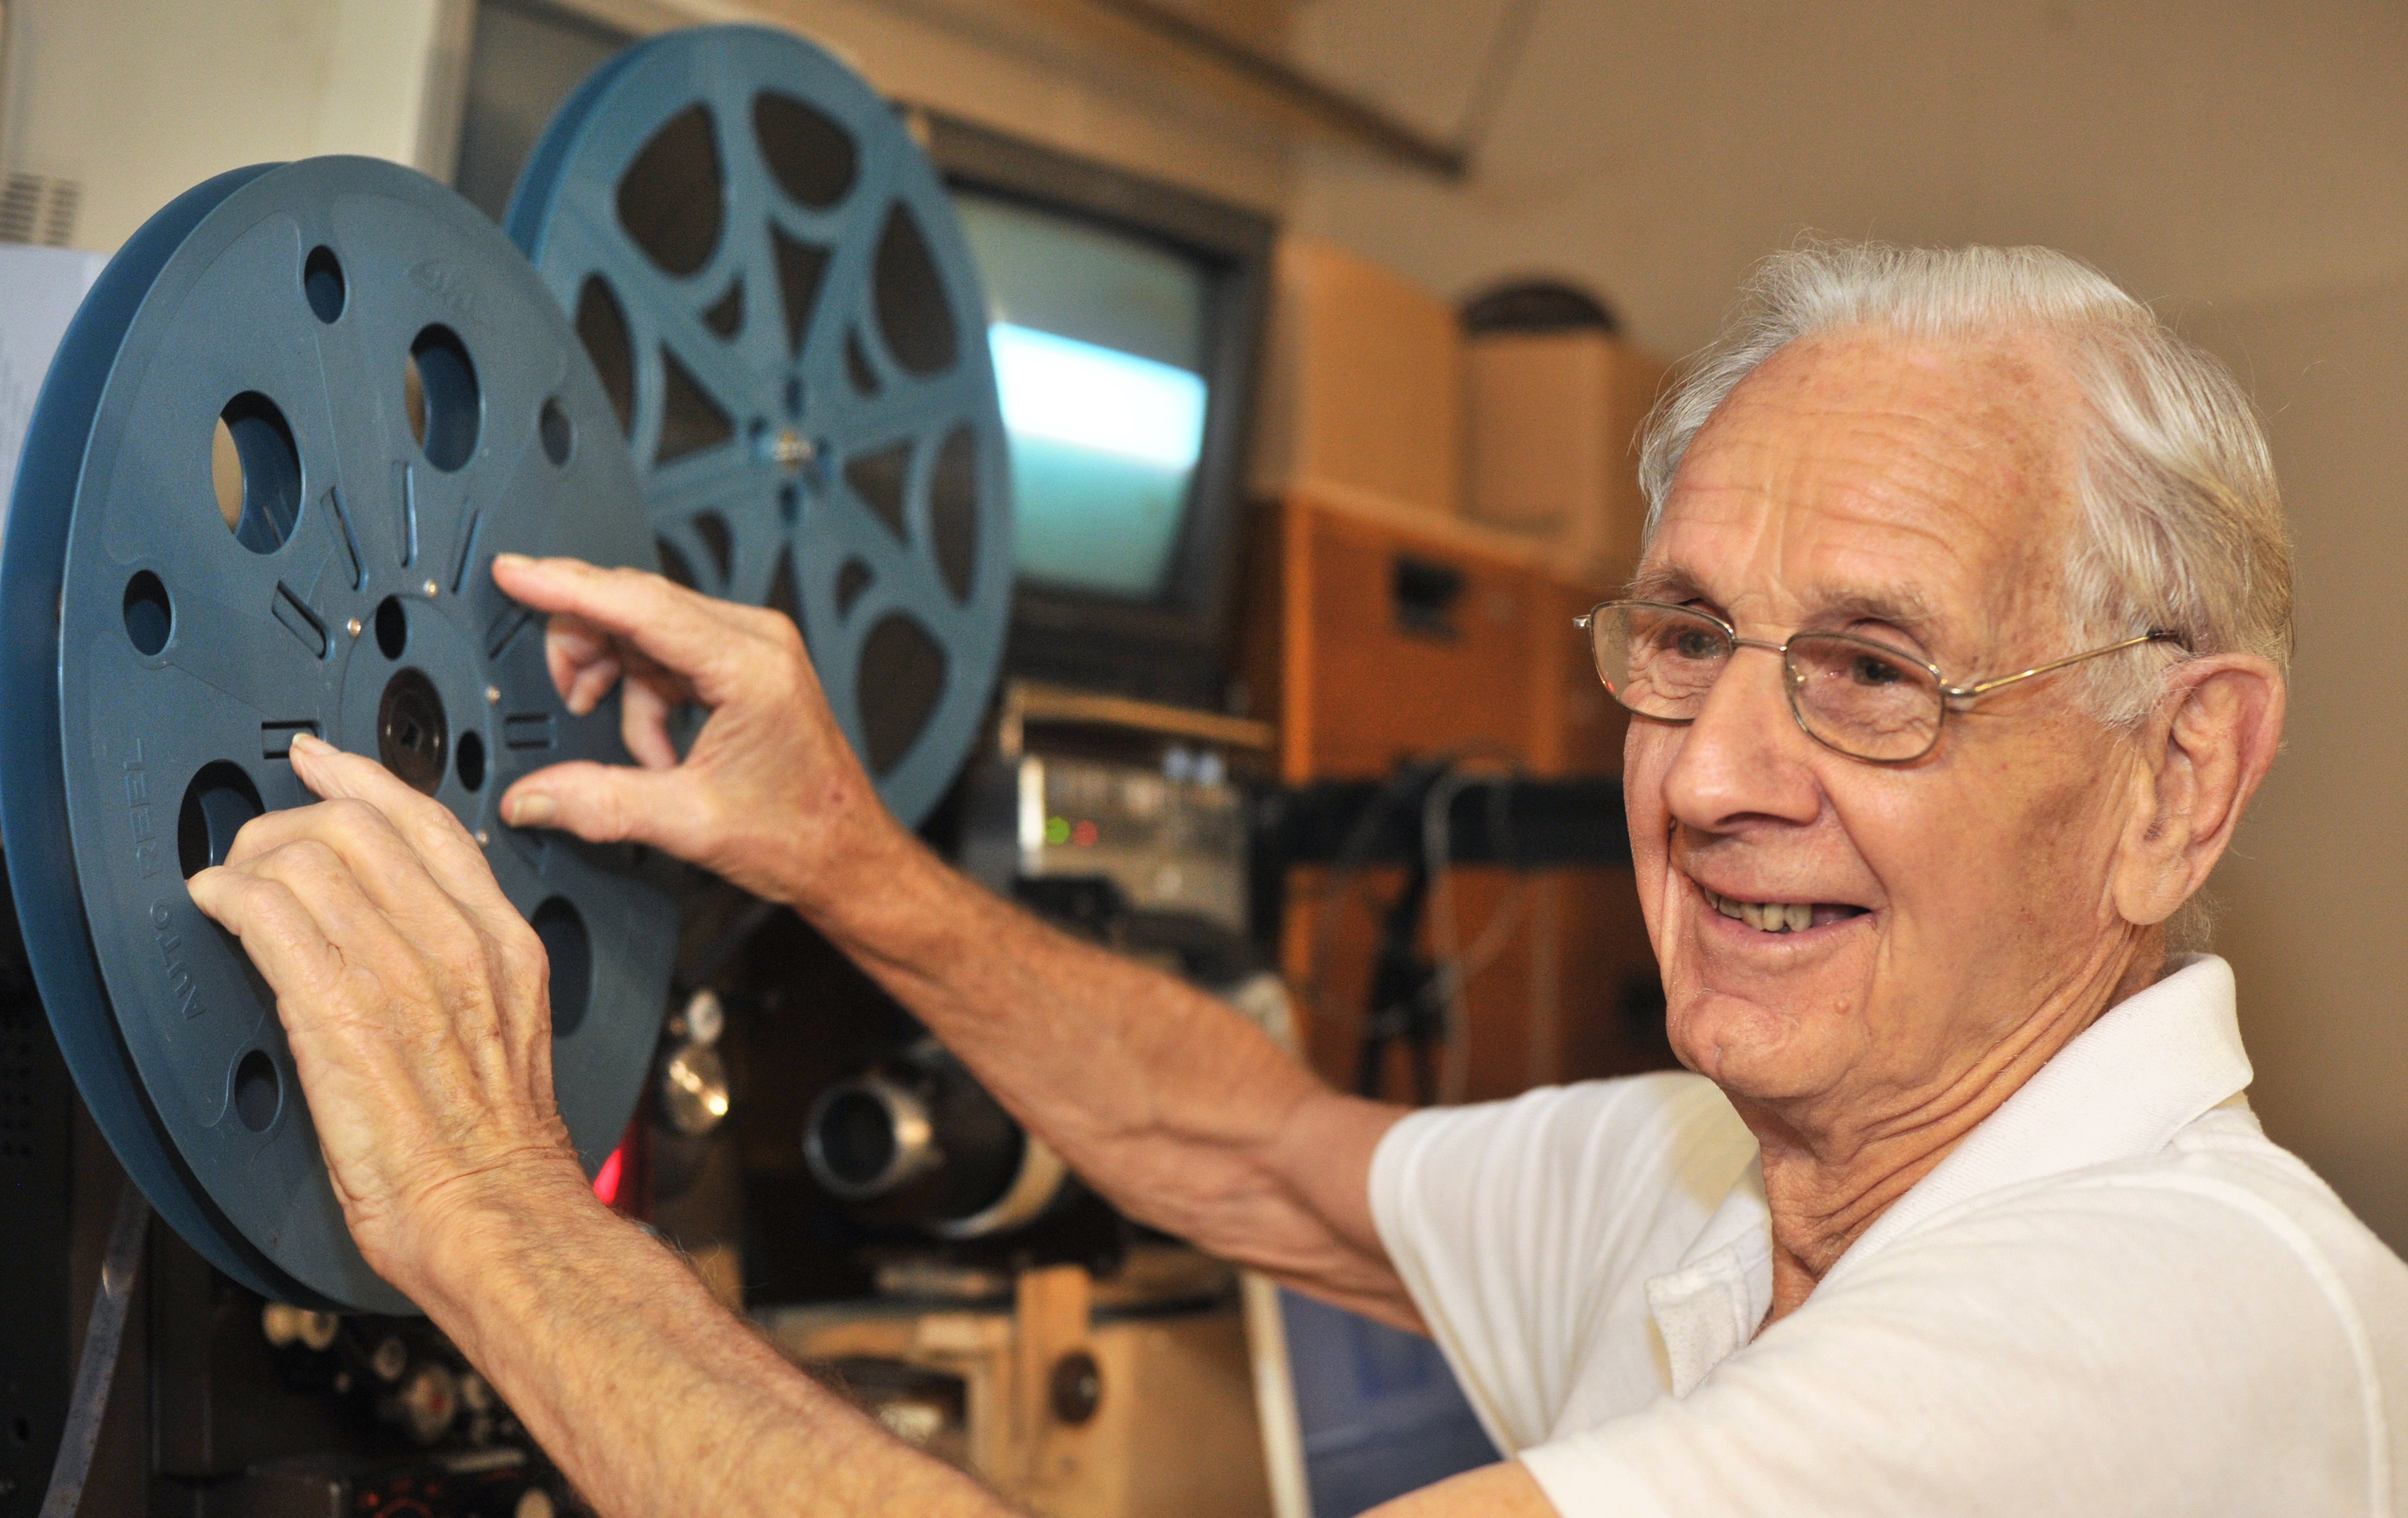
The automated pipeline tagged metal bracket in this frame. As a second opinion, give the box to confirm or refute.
[38,1180,148,1518]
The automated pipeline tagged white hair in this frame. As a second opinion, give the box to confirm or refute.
[1638,241,2293,946]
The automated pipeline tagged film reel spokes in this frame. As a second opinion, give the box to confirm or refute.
[510,25,1014,829]
[0,157,676,1312]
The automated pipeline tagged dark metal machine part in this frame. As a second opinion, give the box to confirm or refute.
[0,156,677,1313]
[35,1183,148,1518]
[1247,769,1636,1102]
[803,1039,1048,1233]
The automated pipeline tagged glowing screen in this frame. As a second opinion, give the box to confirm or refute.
[954,192,1213,600]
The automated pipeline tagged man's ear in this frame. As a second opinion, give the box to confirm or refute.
[2111,654,2286,928]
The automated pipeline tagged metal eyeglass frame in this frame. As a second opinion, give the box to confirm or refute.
[1572,599,2185,764]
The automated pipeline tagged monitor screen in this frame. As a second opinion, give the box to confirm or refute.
[953,190,1214,602]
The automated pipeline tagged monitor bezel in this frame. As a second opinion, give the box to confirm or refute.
[918,112,1276,710]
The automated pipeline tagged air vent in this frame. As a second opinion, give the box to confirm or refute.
[0,171,82,247]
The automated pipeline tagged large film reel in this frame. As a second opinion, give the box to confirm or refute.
[0,157,677,1312]
[507,25,1013,828]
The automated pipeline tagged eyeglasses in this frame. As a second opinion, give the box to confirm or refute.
[1574,600,2183,764]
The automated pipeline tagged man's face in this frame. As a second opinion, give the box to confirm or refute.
[1626,330,2150,1140]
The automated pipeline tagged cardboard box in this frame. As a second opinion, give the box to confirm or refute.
[1462,328,1665,587]
[1250,237,1461,517]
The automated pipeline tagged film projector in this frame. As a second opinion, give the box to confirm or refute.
[0,24,1036,1516]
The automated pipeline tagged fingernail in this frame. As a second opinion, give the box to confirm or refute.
[494,553,532,570]
[289,731,328,755]
[510,794,556,827]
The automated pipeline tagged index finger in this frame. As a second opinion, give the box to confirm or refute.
[280,734,521,932]
[492,554,760,703]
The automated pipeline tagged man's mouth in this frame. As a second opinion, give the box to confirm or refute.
[1703,889,1869,935]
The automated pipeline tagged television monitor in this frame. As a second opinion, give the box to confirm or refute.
[922,115,1274,711]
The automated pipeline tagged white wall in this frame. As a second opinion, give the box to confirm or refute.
[2186,283,2408,1249]
[2,0,465,252]
[738,0,1290,212]
[1286,0,2408,1245]
[2,0,1288,247]
[1290,0,2408,352]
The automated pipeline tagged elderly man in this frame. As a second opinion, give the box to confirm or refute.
[190,242,2406,1516]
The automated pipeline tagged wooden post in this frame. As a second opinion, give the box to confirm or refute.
[1013,1264,1094,1504]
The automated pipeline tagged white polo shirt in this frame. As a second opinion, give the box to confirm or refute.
[1369,956,2408,1515]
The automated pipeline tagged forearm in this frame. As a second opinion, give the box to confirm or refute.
[474,558,1410,1312]
[415,1175,1010,1518]
[795,830,1408,1307]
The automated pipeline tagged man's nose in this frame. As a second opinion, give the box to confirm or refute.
[1658,644,1824,831]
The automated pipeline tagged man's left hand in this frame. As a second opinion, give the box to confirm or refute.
[187,731,596,1305]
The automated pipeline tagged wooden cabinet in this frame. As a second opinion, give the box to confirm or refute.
[1237,490,1672,1103]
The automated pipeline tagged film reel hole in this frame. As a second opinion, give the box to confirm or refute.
[658,351,733,464]
[844,328,878,396]
[232,1050,281,1133]
[533,897,592,1038]
[773,230,830,358]
[374,595,409,659]
[302,245,345,324]
[540,397,574,467]
[702,280,743,339]
[657,536,698,590]
[859,614,946,775]
[694,512,733,583]
[844,444,909,539]
[456,729,487,792]
[617,104,723,278]
[872,205,958,377]
[377,669,449,796]
[931,427,978,603]
[178,762,264,879]
[575,277,637,437]
[834,559,871,619]
[754,91,857,209]
[213,393,303,553]
[123,570,173,655]
[766,545,803,629]
[406,326,481,472]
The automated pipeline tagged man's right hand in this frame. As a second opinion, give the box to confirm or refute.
[494,558,1423,1339]
[491,554,908,912]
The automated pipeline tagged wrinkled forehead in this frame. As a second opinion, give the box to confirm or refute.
[1642,329,2087,660]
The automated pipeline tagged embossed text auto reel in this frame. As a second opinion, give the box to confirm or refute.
[0,156,677,1312]
[509,25,1014,830]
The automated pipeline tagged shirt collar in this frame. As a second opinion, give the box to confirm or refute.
[1648,1160,1773,1396]
[1822,952,2252,1286]
[1643,953,2251,1392]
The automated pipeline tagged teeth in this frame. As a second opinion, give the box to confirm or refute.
[1711,892,1831,935]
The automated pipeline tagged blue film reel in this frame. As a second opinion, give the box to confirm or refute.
[507,25,1014,829]
[0,157,677,1312]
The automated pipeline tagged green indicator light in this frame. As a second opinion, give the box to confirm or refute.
[1045,816,1072,847]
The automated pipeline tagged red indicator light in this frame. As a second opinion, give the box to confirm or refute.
[1071,820,1098,847]
[593,1147,624,1207]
